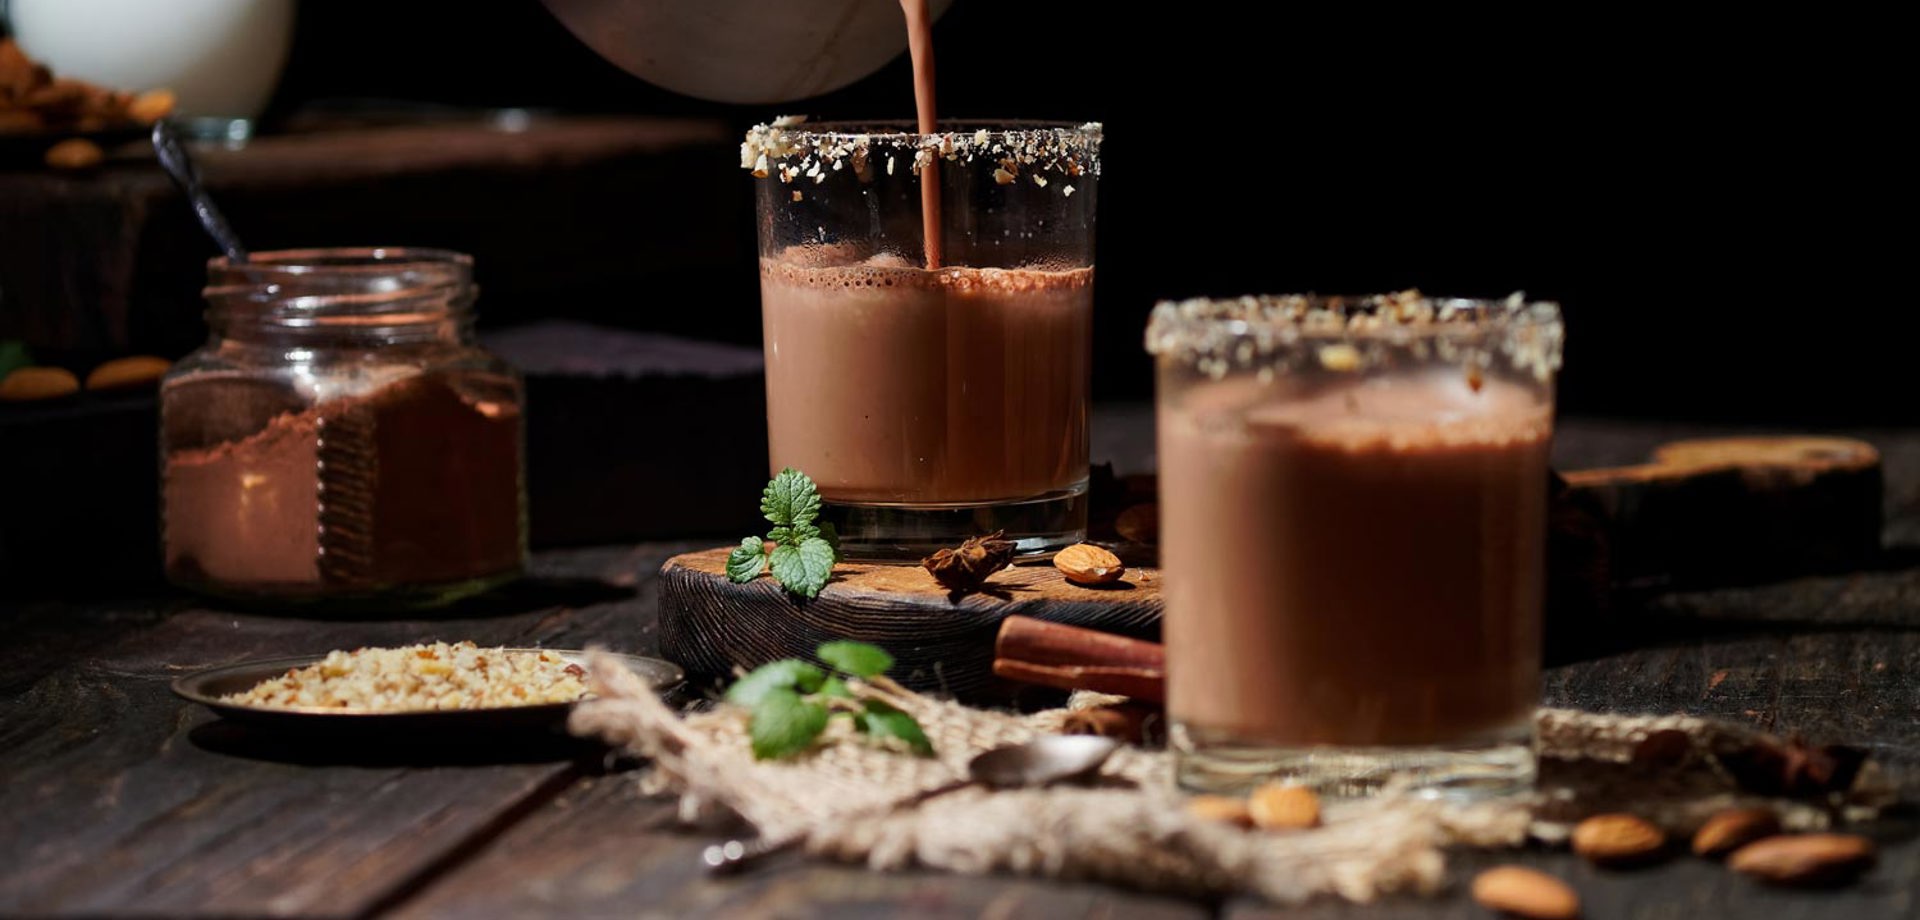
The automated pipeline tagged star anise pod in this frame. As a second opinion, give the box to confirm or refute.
[922,530,1016,593]
[1718,735,1869,797]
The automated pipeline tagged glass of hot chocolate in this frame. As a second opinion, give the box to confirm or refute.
[1146,292,1564,798]
[744,119,1101,559]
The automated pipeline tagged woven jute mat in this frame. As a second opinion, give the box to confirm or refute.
[569,652,1895,905]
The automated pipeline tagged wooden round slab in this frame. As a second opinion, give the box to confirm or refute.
[658,548,1161,703]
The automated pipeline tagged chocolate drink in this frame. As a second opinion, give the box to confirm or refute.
[761,254,1092,502]
[1159,371,1550,748]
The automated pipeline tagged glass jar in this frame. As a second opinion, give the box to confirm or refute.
[160,248,526,609]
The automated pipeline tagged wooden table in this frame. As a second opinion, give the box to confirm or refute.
[3,416,1917,919]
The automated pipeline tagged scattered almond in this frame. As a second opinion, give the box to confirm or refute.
[1728,833,1875,886]
[1114,503,1158,544]
[1186,795,1252,827]
[85,355,171,392]
[127,88,176,124]
[1570,813,1666,867]
[0,366,80,402]
[1470,866,1580,920]
[1053,543,1124,585]
[1691,807,1782,858]
[1248,783,1320,830]
[992,167,1015,185]
[44,137,103,170]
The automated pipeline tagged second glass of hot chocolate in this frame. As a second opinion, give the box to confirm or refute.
[1148,292,1565,799]
[746,120,1101,559]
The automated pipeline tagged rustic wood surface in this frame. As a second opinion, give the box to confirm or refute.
[3,417,1918,919]
[659,547,1162,703]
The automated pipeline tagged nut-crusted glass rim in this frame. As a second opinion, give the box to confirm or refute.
[1146,292,1562,352]
[769,118,1100,143]
[742,117,1102,179]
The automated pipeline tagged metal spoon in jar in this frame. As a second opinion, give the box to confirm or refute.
[701,733,1122,874]
[151,120,248,262]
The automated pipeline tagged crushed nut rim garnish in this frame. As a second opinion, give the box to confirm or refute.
[1144,290,1564,382]
[742,118,1102,190]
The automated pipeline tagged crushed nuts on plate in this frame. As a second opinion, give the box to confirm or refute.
[222,641,589,712]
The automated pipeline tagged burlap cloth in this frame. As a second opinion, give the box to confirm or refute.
[569,652,1896,905]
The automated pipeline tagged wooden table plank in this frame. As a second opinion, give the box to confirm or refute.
[0,543,690,918]
[390,772,1211,920]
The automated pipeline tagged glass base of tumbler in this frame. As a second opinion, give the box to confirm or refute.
[820,482,1088,562]
[1172,721,1536,801]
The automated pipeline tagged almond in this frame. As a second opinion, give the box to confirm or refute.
[1248,782,1320,830]
[44,137,103,170]
[85,355,171,392]
[1470,866,1580,920]
[1728,833,1875,886]
[1186,795,1251,827]
[127,88,176,124]
[1691,807,1781,858]
[0,366,80,402]
[1054,543,1124,585]
[1570,813,1666,867]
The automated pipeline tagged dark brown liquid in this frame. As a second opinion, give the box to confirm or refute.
[900,0,941,268]
[1160,374,1549,746]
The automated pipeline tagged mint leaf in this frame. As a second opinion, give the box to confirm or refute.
[770,538,836,599]
[725,659,825,706]
[817,676,854,699]
[749,688,830,760]
[769,522,819,546]
[856,700,933,755]
[745,468,837,600]
[818,641,893,678]
[761,467,821,528]
[726,537,768,583]
[798,536,835,587]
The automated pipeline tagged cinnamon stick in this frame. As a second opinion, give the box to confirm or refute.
[992,616,1166,702]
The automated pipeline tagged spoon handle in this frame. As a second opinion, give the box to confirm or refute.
[151,121,249,263]
[701,778,971,874]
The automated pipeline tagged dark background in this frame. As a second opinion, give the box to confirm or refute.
[176,4,1920,421]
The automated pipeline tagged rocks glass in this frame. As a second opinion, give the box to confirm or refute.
[745,119,1101,559]
[1147,292,1564,797]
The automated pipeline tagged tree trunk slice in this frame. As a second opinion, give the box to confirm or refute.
[661,436,1882,701]
[658,548,1161,703]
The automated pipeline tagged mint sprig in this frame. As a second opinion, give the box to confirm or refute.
[727,468,840,598]
[726,641,932,760]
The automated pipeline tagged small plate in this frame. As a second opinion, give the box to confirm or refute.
[172,649,682,735]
